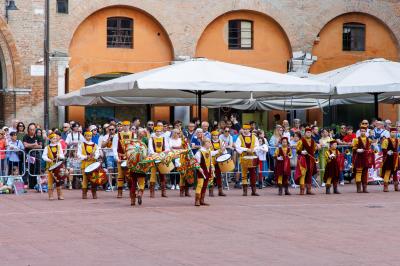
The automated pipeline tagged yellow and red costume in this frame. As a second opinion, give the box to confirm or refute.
[235,124,260,196]
[112,123,134,198]
[148,126,170,198]
[78,135,100,199]
[295,128,318,195]
[352,127,373,193]
[323,140,342,194]
[194,147,218,206]
[381,128,399,192]
[42,134,65,200]
[211,131,226,197]
[273,137,292,195]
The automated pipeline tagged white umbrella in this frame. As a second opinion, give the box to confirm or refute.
[80,58,330,120]
[313,58,400,117]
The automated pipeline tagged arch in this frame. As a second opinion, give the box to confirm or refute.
[0,17,23,88]
[310,12,399,74]
[195,10,292,73]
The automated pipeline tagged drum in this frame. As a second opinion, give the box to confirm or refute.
[216,154,234,173]
[85,162,107,186]
[155,160,175,174]
[49,161,68,182]
[242,156,258,168]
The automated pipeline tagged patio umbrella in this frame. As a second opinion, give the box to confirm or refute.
[80,58,330,121]
[312,58,400,118]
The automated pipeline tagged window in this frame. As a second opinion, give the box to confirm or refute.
[343,23,365,51]
[107,17,133,48]
[56,0,68,14]
[228,20,253,49]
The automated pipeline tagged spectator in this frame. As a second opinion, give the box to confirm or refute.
[342,126,356,144]
[6,131,24,175]
[230,113,241,132]
[183,122,196,141]
[282,120,290,130]
[132,117,141,128]
[372,120,389,142]
[65,122,84,149]
[219,127,234,156]
[0,129,7,176]
[169,129,183,190]
[269,125,283,148]
[23,123,43,189]
[90,125,100,145]
[384,119,392,130]
[2,126,10,142]
[61,123,70,141]
[291,119,301,133]
[290,131,302,147]
[311,126,320,143]
[146,120,154,135]
[8,119,19,134]
[335,124,347,143]
[249,121,257,132]
[201,121,211,139]
[100,124,116,179]
[256,130,269,189]
[16,122,26,141]
[190,128,203,155]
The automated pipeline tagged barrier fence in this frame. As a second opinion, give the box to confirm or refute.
[0,143,396,194]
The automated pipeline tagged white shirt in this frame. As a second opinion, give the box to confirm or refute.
[65,132,84,147]
[100,134,114,157]
[256,143,269,161]
[235,134,260,154]
[169,137,182,150]
[42,143,65,162]
[77,142,100,161]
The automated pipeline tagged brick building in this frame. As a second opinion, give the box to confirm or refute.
[0,0,399,128]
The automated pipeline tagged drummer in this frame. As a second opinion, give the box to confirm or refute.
[194,138,222,206]
[235,124,260,196]
[78,131,100,199]
[127,128,148,206]
[148,125,170,198]
[42,132,66,200]
[210,130,226,197]
[112,120,134,198]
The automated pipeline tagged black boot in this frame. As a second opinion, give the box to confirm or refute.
[284,185,291,195]
[278,185,283,196]
[326,185,331,194]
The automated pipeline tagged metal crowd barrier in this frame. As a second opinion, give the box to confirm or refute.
[0,149,26,195]
[1,142,392,194]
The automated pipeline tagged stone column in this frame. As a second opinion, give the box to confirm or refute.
[50,56,70,128]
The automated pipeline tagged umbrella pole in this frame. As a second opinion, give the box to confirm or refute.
[373,93,379,118]
[197,91,202,122]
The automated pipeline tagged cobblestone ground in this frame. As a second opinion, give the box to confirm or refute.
[1,184,400,266]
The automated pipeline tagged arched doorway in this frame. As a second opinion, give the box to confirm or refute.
[68,5,174,125]
[310,12,400,126]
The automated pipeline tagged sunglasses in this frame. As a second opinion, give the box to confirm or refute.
[109,129,115,131]
[362,122,368,125]
[224,130,230,132]
[147,124,154,126]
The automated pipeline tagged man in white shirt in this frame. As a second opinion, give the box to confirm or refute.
[65,122,84,149]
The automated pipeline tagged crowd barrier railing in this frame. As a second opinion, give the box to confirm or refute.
[0,148,26,195]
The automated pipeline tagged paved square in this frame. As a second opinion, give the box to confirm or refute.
[1,185,400,266]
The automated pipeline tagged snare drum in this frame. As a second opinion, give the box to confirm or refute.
[242,156,258,168]
[216,154,234,173]
[155,160,175,174]
[85,162,107,186]
[48,161,67,182]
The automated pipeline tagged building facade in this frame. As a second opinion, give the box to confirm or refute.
[0,0,399,128]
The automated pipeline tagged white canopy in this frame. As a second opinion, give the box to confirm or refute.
[80,58,330,99]
[313,58,400,97]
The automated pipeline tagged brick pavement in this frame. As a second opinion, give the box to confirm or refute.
[1,185,400,266]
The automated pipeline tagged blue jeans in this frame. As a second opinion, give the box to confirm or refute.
[106,156,116,169]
